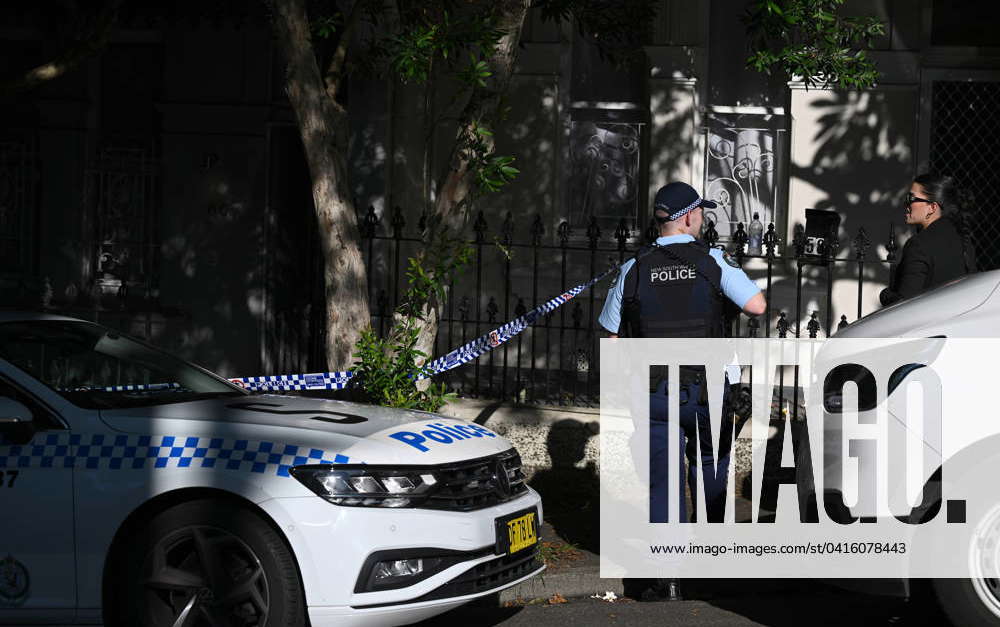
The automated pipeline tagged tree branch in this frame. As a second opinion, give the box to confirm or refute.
[324,0,368,101]
[432,0,531,224]
[0,0,124,96]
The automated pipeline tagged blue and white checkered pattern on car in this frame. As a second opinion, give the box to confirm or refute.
[0,432,349,478]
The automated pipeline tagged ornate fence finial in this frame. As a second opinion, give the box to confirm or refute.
[391,206,405,239]
[515,297,527,317]
[586,216,601,249]
[825,224,841,260]
[807,311,821,338]
[558,220,571,247]
[777,311,789,338]
[764,222,778,258]
[458,296,471,321]
[531,214,544,247]
[793,224,807,258]
[748,316,760,338]
[838,314,849,331]
[733,222,748,259]
[853,226,870,261]
[704,219,719,247]
[886,222,898,262]
[418,209,428,233]
[474,211,488,243]
[486,296,498,323]
[502,212,515,247]
[361,205,379,239]
[614,218,629,251]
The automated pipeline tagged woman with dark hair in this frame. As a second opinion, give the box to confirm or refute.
[879,173,977,306]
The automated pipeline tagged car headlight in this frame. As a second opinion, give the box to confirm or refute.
[289,465,439,507]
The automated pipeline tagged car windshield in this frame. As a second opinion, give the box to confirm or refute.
[0,320,248,409]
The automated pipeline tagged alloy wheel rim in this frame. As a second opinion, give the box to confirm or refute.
[141,525,270,627]
[970,504,1000,618]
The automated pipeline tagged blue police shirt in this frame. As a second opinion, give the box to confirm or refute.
[598,234,761,334]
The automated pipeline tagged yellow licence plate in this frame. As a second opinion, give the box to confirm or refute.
[506,512,538,554]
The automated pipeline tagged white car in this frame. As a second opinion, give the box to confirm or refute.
[0,313,543,626]
[832,269,1000,626]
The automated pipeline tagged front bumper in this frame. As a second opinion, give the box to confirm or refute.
[258,486,544,625]
[309,555,544,627]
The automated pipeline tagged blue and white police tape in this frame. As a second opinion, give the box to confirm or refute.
[229,371,354,392]
[228,265,619,392]
[59,382,183,393]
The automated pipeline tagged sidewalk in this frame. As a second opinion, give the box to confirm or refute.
[501,521,620,603]
[444,393,806,602]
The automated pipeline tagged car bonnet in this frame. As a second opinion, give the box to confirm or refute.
[835,270,1000,338]
[97,394,513,465]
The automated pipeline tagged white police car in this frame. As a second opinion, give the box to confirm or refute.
[833,269,1000,626]
[0,313,543,626]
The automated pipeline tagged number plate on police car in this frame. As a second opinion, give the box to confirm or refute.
[496,508,538,555]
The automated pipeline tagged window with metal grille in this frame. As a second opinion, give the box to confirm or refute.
[83,143,159,300]
[0,139,37,275]
[702,109,786,246]
[929,80,1000,270]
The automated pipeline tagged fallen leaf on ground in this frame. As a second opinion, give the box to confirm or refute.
[548,593,568,604]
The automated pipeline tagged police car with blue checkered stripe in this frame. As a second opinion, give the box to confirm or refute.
[0,313,543,626]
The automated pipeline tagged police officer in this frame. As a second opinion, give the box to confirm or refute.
[600,181,765,518]
[601,182,764,601]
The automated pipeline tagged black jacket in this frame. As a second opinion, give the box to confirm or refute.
[880,217,975,306]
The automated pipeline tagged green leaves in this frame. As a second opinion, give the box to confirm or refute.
[349,324,454,412]
[458,120,520,195]
[477,154,520,193]
[385,8,504,86]
[458,54,493,88]
[744,0,885,89]
[312,13,344,40]
[349,228,472,413]
[534,0,657,66]
[389,23,441,83]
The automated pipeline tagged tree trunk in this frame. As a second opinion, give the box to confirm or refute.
[409,0,532,368]
[271,0,370,371]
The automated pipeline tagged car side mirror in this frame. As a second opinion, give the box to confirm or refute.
[0,397,37,445]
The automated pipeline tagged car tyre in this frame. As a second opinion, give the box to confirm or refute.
[105,498,306,627]
[933,578,1000,626]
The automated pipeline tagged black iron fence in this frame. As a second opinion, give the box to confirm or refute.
[359,206,900,407]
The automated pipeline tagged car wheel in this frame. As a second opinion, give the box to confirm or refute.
[933,502,1000,626]
[933,578,1000,626]
[106,498,305,627]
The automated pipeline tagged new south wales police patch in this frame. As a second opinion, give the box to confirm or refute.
[722,252,740,268]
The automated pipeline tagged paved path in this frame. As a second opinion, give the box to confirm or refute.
[421,582,946,626]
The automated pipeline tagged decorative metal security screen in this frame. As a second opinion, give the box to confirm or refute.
[929,80,1000,270]
[702,111,786,244]
[83,143,159,300]
[567,121,642,232]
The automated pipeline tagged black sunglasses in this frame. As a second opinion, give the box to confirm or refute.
[904,193,934,206]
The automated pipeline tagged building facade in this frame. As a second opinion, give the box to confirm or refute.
[1,0,998,398]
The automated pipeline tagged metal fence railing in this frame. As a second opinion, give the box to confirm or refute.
[359,206,899,407]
